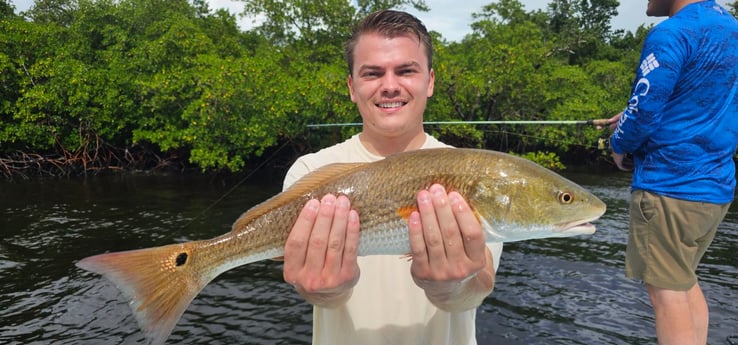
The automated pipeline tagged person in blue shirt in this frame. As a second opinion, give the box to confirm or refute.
[602,0,738,343]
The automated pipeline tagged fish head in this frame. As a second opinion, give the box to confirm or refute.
[468,154,607,243]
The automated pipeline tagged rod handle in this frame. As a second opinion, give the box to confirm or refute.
[588,118,613,127]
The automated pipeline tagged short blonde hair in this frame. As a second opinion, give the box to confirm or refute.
[344,9,433,76]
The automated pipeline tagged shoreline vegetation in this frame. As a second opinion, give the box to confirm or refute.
[0,143,187,178]
[0,134,613,179]
[0,140,292,178]
[3,0,737,179]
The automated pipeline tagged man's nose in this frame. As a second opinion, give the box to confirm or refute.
[380,73,400,96]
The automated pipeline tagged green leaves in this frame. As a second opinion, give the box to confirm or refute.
[1,0,703,174]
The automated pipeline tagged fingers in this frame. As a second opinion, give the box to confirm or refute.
[448,191,486,262]
[415,185,451,266]
[302,194,338,273]
[408,200,428,264]
[596,112,622,130]
[324,196,356,274]
[409,184,486,273]
[609,112,623,131]
[283,194,361,296]
[284,198,320,275]
[342,209,360,277]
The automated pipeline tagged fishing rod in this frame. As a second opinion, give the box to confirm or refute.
[307,119,612,128]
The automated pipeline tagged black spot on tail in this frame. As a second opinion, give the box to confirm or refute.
[175,252,188,266]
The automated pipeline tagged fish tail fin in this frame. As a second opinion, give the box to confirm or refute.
[76,242,211,345]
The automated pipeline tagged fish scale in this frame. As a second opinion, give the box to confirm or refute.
[76,147,606,345]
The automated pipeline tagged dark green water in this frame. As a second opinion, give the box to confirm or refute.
[0,171,736,344]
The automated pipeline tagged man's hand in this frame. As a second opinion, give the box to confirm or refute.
[598,112,634,171]
[283,194,361,308]
[408,184,495,312]
[597,112,622,131]
[612,152,634,171]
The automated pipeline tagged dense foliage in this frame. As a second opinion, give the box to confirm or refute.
[2,0,734,176]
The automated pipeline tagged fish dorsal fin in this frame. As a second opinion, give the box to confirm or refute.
[230,162,366,232]
[289,162,366,193]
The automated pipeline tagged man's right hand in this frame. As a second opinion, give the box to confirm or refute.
[283,194,361,308]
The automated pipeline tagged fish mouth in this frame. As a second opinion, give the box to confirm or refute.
[556,214,603,236]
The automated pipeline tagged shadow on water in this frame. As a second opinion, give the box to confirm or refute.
[1,171,736,344]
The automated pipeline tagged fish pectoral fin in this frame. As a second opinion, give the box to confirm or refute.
[269,256,285,261]
[397,207,417,263]
[396,205,418,220]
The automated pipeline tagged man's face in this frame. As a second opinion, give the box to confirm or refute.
[646,0,673,17]
[347,32,435,137]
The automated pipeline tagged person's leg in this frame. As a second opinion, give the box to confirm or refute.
[627,192,728,345]
[647,282,708,345]
[689,283,709,344]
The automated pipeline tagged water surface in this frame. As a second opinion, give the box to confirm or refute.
[1,171,736,344]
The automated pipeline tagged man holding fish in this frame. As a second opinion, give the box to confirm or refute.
[74,8,607,345]
[281,9,503,345]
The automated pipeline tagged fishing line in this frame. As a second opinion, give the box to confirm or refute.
[444,126,606,151]
[184,140,291,230]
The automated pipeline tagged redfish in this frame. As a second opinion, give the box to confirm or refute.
[77,148,606,344]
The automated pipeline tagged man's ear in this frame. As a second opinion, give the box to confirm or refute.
[427,68,435,97]
[347,75,356,102]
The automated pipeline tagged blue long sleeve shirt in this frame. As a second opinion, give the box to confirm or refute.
[610,0,738,204]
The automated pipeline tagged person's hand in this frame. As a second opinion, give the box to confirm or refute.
[597,112,622,131]
[408,184,495,312]
[283,194,360,308]
[612,152,634,171]
[597,112,634,171]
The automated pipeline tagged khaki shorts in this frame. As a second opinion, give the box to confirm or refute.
[625,190,730,291]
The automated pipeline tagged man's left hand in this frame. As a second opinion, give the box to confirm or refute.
[612,152,634,171]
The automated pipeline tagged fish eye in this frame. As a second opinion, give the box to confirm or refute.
[558,191,574,204]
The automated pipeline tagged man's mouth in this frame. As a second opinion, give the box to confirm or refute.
[377,101,406,109]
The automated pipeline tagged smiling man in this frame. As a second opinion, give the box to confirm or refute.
[280,9,503,345]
